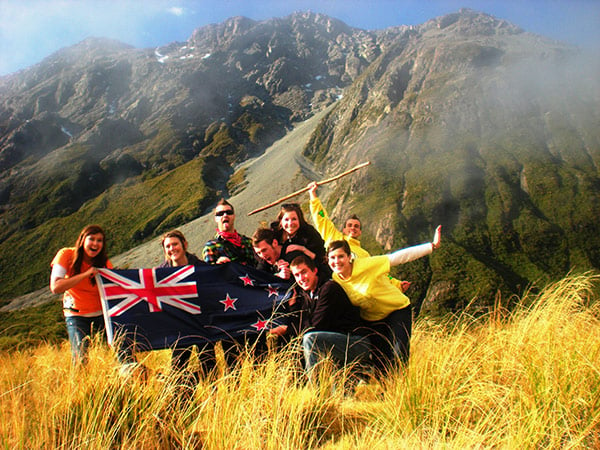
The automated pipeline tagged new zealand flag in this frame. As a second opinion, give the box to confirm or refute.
[96,263,294,352]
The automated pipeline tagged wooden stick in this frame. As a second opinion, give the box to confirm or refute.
[247,161,371,216]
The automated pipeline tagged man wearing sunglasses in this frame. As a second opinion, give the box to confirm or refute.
[202,199,258,267]
[200,199,261,370]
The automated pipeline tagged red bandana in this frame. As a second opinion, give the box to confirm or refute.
[217,230,242,247]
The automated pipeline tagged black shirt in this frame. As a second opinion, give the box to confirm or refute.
[297,275,363,335]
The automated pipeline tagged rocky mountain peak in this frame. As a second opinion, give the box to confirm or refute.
[0,10,598,318]
[188,15,256,50]
[430,8,523,36]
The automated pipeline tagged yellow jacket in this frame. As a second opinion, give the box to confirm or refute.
[333,256,410,321]
[309,196,406,291]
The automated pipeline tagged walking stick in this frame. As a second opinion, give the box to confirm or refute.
[247,161,371,216]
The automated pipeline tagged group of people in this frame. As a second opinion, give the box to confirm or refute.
[50,182,441,380]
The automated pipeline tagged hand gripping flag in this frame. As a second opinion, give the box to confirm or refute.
[96,262,293,352]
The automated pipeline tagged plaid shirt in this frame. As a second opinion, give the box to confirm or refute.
[202,234,258,267]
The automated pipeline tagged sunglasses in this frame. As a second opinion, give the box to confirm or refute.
[215,210,234,217]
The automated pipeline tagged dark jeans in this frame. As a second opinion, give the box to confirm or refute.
[172,334,270,376]
[302,331,371,372]
[364,306,412,372]
[65,315,105,365]
[171,344,216,375]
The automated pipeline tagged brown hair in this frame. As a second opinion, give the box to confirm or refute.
[275,203,308,239]
[290,254,316,271]
[215,198,234,214]
[344,214,362,229]
[252,228,278,246]
[161,230,188,250]
[327,240,351,256]
[70,225,108,279]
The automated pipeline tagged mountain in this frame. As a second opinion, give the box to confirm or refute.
[0,11,372,297]
[0,9,598,316]
[300,11,600,313]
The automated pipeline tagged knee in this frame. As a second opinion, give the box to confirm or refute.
[303,332,322,355]
[302,332,320,348]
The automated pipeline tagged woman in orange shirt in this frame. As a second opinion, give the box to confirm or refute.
[50,224,112,364]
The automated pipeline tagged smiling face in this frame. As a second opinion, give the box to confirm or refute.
[343,218,362,239]
[291,262,319,292]
[214,204,235,232]
[163,236,188,266]
[281,211,300,237]
[327,247,353,279]
[83,233,104,261]
[253,239,281,265]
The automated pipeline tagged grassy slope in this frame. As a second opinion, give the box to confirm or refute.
[0,273,598,448]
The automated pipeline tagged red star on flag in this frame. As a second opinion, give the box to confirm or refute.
[265,284,279,298]
[251,318,269,331]
[219,293,238,311]
[239,274,254,286]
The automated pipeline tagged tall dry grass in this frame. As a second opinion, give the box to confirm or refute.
[1,273,599,449]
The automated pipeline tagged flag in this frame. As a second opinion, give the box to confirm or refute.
[96,262,293,352]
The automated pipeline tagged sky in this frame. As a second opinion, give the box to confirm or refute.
[1,0,599,76]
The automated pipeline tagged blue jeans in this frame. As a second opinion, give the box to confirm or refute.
[302,331,371,372]
[65,315,105,365]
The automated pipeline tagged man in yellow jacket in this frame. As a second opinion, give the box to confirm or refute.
[307,181,410,292]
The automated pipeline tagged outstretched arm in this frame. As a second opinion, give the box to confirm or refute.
[387,225,442,266]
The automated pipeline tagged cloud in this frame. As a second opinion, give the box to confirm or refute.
[167,6,185,17]
[0,0,184,75]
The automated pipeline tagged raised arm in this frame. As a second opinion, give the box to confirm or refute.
[307,182,344,245]
[387,225,442,266]
[308,181,319,201]
[432,225,441,250]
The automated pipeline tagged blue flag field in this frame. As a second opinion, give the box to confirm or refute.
[96,263,293,352]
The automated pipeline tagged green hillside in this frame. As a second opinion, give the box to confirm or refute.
[0,157,212,301]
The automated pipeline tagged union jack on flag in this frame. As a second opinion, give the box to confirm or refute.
[96,262,293,351]
[100,266,201,317]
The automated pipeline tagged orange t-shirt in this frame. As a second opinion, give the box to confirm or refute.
[51,247,113,317]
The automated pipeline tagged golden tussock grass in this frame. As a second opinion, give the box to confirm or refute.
[1,273,599,449]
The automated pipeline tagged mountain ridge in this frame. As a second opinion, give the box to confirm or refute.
[1,9,599,316]
[1,106,331,311]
